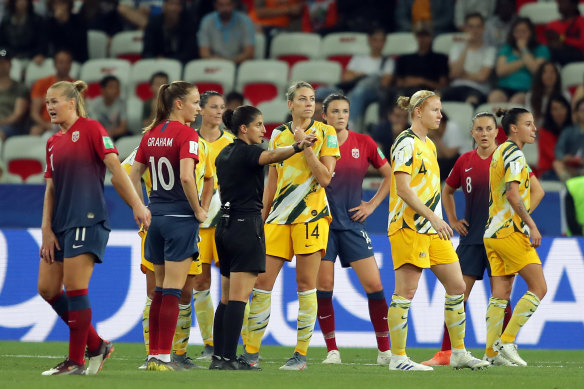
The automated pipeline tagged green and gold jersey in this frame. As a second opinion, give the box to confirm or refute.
[122,147,152,198]
[197,130,235,228]
[266,120,340,225]
[387,129,442,235]
[485,140,531,239]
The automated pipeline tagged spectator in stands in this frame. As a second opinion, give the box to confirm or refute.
[335,0,395,33]
[488,17,549,105]
[78,0,125,38]
[249,0,303,33]
[117,0,163,30]
[29,49,74,136]
[394,0,455,36]
[198,0,255,64]
[142,0,198,64]
[337,26,393,131]
[0,48,29,140]
[0,0,46,64]
[454,0,496,31]
[225,91,244,111]
[554,97,584,182]
[572,73,584,114]
[484,0,516,51]
[142,71,168,127]
[428,111,471,180]
[537,94,572,180]
[301,0,339,34]
[544,0,584,66]
[88,75,129,140]
[525,61,570,127]
[370,102,409,160]
[441,13,495,107]
[46,0,88,62]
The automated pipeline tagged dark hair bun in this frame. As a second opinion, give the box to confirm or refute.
[222,109,234,130]
[495,108,507,117]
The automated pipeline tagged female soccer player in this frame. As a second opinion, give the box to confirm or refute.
[386,90,489,371]
[242,81,340,370]
[129,81,207,371]
[210,105,316,370]
[38,80,150,375]
[484,108,547,367]
[192,91,236,359]
[315,94,392,365]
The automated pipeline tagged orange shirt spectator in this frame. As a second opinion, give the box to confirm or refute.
[302,0,338,34]
[250,0,303,29]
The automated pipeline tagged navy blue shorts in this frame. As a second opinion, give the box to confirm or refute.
[54,222,110,263]
[322,228,374,268]
[145,216,199,264]
[216,213,266,278]
[457,244,491,280]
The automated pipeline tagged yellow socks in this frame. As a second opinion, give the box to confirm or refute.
[388,294,410,356]
[240,301,250,347]
[194,289,214,347]
[501,291,540,344]
[245,289,272,354]
[142,297,151,355]
[444,294,466,350]
[172,303,192,355]
[295,289,317,356]
[485,297,508,357]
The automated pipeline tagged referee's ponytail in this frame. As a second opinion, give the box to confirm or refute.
[222,105,262,135]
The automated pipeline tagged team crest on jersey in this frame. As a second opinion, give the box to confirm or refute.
[72,131,80,142]
[352,148,359,159]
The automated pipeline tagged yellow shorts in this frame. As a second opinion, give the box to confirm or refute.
[389,228,458,270]
[265,218,330,261]
[139,230,202,276]
[198,227,219,266]
[484,232,541,277]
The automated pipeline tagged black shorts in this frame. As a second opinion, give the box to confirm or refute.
[216,213,265,278]
[456,244,491,280]
[145,216,199,264]
[54,222,110,263]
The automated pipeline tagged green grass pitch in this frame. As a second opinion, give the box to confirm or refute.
[1,341,583,389]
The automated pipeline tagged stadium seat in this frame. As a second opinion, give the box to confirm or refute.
[363,102,380,132]
[236,60,288,106]
[115,134,143,162]
[441,101,474,131]
[383,32,418,57]
[129,59,182,101]
[561,61,584,95]
[321,32,369,70]
[518,2,560,42]
[475,102,524,117]
[432,33,466,56]
[256,99,289,139]
[183,59,235,95]
[110,30,144,64]
[2,135,46,183]
[9,58,22,82]
[88,30,108,59]
[25,59,81,88]
[126,96,145,135]
[290,60,342,89]
[79,59,131,99]
[522,139,539,168]
[270,32,321,68]
[255,31,266,59]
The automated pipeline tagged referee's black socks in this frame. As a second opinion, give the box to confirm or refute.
[213,302,227,358]
[223,300,247,360]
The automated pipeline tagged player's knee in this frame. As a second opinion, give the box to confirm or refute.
[317,275,334,291]
[531,284,547,301]
[363,281,383,294]
[180,287,193,304]
[38,285,59,301]
[297,277,316,292]
[193,274,211,290]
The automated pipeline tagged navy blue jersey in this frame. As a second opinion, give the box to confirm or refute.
[135,120,200,216]
[326,131,387,230]
[44,117,117,233]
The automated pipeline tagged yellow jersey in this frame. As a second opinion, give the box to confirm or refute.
[197,130,236,228]
[266,120,340,225]
[122,147,153,198]
[387,128,442,235]
[485,140,531,239]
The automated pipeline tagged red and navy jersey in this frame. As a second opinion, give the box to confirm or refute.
[135,120,199,216]
[44,117,118,233]
[445,149,492,245]
[326,131,387,230]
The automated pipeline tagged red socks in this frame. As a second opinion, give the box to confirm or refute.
[148,289,163,355]
[66,289,92,365]
[158,293,180,355]
[367,294,390,352]
[317,292,337,351]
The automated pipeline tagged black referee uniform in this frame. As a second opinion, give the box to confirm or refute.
[215,138,266,277]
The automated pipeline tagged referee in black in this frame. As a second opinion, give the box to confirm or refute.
[210,105,316,370]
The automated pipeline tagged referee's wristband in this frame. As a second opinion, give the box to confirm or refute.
[293,142,302,153]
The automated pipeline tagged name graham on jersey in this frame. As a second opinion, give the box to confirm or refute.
[147,137,173,147]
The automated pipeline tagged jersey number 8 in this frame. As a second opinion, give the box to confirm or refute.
[149,156,174,191]
[466,176,472,193]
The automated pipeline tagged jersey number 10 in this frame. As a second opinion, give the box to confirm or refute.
[149,156,175,191]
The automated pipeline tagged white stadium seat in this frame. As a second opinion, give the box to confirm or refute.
[126,96,145,135]
[9,58,22,82]
[25,59,81,88]
[561,61,584,91]
[129,58,182,100]
[475,102,524,118]
[432,32,466,56]
[270,32,322,67]
[183,59,236,95]
[115,134,143,162]
[88,30,108,59]
[321,32,369,70]
[1,135,46,183]
[441,101,474,131]
[518,2,560,25]
[255,31,266,59]
[256,99,289,139]
[383,32,418,56]
[290,60,342,88]
[110,30,144,63]
[79,59,131,99]
[236,60,289,106]
[363,102,380,131]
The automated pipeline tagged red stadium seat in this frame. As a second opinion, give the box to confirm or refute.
[80,59,131,100]
[184,59,235,95]
[322,33,368,71]
[277,54,309,68]
[194,82,224,94]
[2,135,46,183]
[110,31,144,64]
[236,60,288,106]
[129,59,182,101]
[7,159,43,182]
[270,33,321,68]
[243,83,278,106]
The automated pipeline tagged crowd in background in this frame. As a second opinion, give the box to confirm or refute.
[0,0,584,183]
